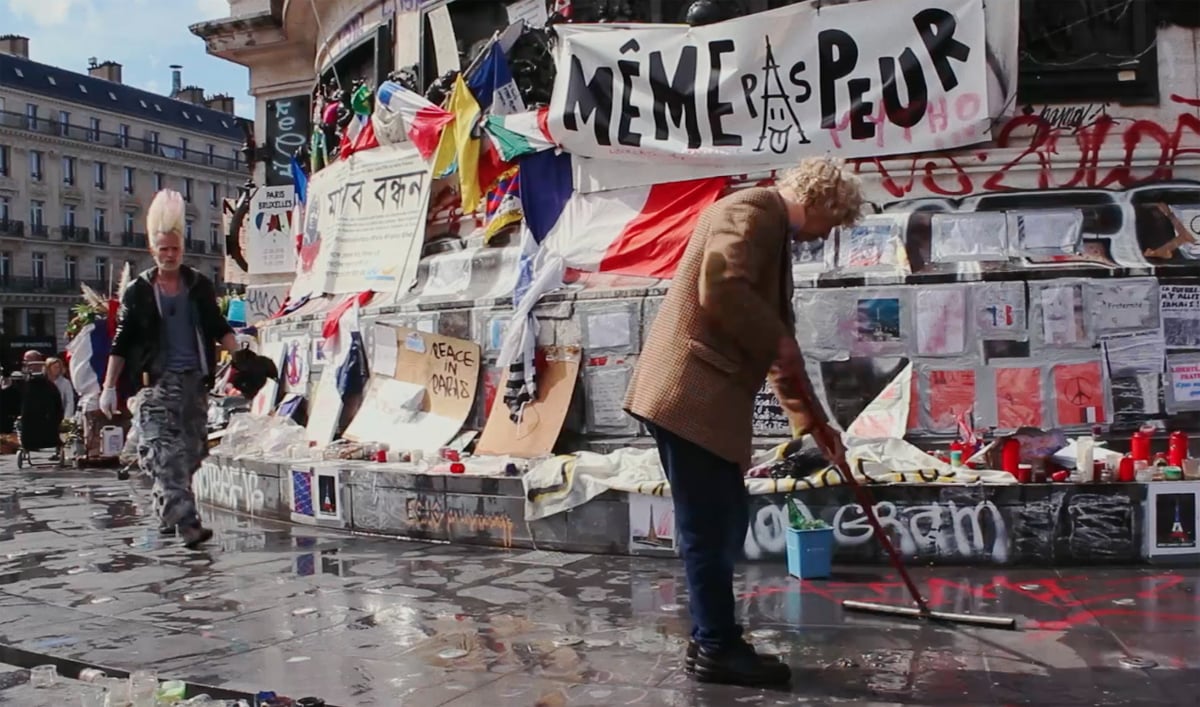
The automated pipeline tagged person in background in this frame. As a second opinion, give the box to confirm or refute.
[99,189,244,549]
[623,157,864,688]
[44,358,75,420]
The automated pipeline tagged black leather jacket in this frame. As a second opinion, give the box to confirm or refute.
[111,265,233,389]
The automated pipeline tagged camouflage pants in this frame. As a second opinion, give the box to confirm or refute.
[137,371,208,528]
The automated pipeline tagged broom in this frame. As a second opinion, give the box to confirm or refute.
[809,423,1018,630]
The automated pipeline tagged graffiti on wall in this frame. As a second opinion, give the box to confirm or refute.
[194,460,269,514]
[404,495,516,548]
[857,94,1200,199]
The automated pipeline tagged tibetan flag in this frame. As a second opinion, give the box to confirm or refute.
[467,43,525,116]
[375,81,454,160]
[484,167,522,242]
[432,75,485,213]
[528,162,728,279]
[484,109,556,161]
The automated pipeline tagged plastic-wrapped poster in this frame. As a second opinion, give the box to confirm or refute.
[1014,210,1083,256]
[1052,361,1105,426]
[855,297,902,344]
[837,215,905,271]
[994,367,1043,429]
[930,212,1008,262]
[916,288,967,356]
[1161,286,1200,348]
[974,281,1027,339]
[1040,284,1086,346]
[927,369,975,431]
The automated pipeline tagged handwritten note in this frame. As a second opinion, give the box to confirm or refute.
[752,380,790,437]
[1169,357,1200,409]
[506,0,549,28]
[585,365,633,430]
[1090,279,1157,333]
[371,324,398,378]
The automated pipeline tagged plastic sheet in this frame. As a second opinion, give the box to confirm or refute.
[931,212,1009,262]
[1013,209,1084,256]
[213,412,308,460]
[835,214,909,273]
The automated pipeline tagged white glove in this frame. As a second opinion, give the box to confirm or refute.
[99,387,119,419]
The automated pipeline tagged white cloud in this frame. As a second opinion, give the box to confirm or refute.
[194,0,228,19]
[6,0,93,27]
[142,80,161,94]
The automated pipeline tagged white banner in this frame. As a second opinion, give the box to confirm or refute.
[246,186,297,274]
[548,0,992,168]
[290,145,432,301]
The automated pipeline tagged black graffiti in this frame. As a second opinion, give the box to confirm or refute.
[430,373,472,400]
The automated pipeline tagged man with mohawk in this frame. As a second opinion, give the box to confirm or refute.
[99,189,244,548]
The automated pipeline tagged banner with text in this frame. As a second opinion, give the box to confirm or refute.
[548,0,991,167]
[247,186,297,275]
[290,144,431,301]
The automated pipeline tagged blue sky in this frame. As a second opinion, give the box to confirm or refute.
[2,0,254,118]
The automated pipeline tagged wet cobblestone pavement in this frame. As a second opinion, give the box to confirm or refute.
[2,461,1199,705]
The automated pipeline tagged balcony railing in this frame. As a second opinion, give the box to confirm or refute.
[120,232,148,249]
[0,111,244,172]
[0,276,80,294]
[60,225,90,242]
[93,230,110,244]
[0,220,24,237]
[29,224,49,238]
[185,240,207,254]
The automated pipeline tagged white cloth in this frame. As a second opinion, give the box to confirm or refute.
[52,376,76,418]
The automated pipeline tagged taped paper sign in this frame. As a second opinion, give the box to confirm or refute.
[752,379,790,437]
[931,212,1008,262]
[837,216,907,271]
[1161,285,1200,349]
[1052,361,1105,426]
[344,327,481,450]
[1040,283,1085,346]
[994,367,1042,429]
[927,369,975,431]
[1102,331,1165,377]
[1089,279,1157,333]
[246,186,297,274]
[280,336,310,394]
[1168,356,1200,411]
[547,0,993,167]
[975,281,1026,338]
[916,288,966,356]
[289,144,431,300]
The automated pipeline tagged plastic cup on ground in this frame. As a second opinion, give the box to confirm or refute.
[30,664,57,688]
[80,685,107,707]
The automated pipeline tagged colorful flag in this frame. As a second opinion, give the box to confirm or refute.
[484,167,522,242]
[432,75,485,213]
[467,43,525,116]
[67,321,111,400]
[484,109,556,161]
[375,81,455,160]
[530,169,728,279]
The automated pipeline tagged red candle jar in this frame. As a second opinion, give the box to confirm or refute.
[1130,429,1151,462]
[1117,455,1136,482]
[449,462,466,474]
[1002,438,1021,475]
[1169,430,1188,467]
[1016,464,1032,483]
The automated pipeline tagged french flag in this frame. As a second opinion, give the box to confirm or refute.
[67,321,111,400]
[523,151,727,279]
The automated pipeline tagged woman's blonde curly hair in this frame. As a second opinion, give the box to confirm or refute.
[777,157,866,227]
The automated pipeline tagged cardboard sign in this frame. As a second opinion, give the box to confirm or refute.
[344,326,480,450]
[477,347,581,458]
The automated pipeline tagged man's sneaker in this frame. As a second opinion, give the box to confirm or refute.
[691,642,791,687]
[159,524,177,537]
[180,525,213,550]
[685,640,783,673]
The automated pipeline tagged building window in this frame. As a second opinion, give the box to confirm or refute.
[212,267,221,285]
[95,257,109,283]
[62,156,76,186]
[94,208,106,235]
[123,211,135,235]
[29,150,42,180]
[65,255,77,283]
[118,123,129,148]
[179,137,188,158]
[88,117,101,141]
[209,182,218,207]
[58,110,69,134]
[154,172,164,191]
[208,222,219,247]
[64,205,76,227]
[30,201,44,227]
[185,219,194,241]
[184,178,193,203]
[94,161,106,189]
[32,253,46,285]
[0,197,8,222]
[147,130,160,153]
[0,252,10,283]
[0,145,8,176]
[123,166,135,193]
[25,103,37,129]
[28,309,52,335]
[207,144,215,165]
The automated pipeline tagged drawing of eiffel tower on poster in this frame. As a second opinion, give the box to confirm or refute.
[1170,500,1191,543]
[753,36,809,155]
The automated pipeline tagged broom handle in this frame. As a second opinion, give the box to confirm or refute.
[812,424,931,615]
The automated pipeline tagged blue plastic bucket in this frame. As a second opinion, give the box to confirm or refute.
[786,527,834,580]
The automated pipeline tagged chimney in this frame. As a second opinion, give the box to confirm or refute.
[176,85,206,105]
[87,58,123,84]
[170,64,183,96]
[0,35,30,59]
[205,94,236,114]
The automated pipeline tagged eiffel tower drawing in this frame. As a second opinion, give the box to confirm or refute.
[1169,499,1191,544]
[646,505,659,544]
[753,36,809,154]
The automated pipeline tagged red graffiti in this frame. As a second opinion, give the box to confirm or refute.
[740,571,1199,630]
[857,94,1200,199]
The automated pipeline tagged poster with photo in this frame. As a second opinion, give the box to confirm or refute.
[315,471,341,522]
[279,336,310,394]
[855,297,902,344]
[1147,483,1199,557]
[629,495,675,554]
[1161,286,1200,349]
[837,216,906,272]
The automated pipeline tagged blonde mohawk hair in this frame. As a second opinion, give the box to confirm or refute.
[146,189,186,237]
